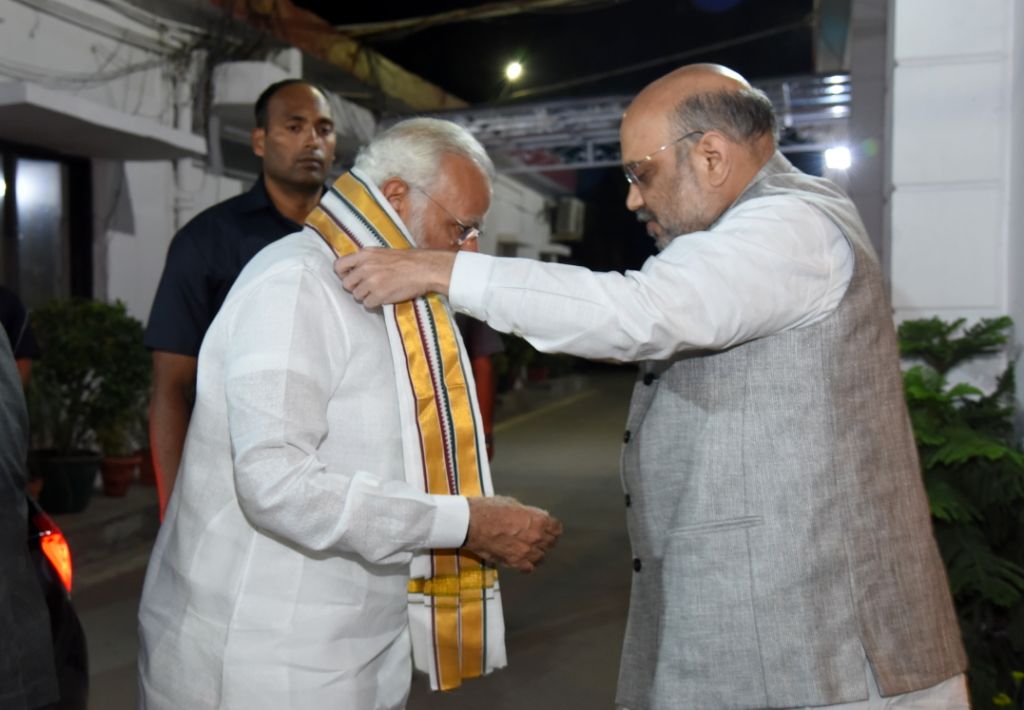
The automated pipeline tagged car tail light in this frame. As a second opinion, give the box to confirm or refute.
[33,510,73,594]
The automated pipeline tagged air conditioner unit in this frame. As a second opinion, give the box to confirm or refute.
[552,197,585,242]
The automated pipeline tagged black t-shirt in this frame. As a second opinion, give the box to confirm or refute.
[0,286,40,359]
[144,179,302,356]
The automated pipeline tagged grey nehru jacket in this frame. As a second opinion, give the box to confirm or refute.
[615,153,966,710]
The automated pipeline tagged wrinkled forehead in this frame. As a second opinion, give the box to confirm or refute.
[436,154,491,216]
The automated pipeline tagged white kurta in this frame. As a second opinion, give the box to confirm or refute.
[138,230,469,710]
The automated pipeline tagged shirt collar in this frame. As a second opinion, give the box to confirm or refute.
[236,176,278,215]
[236,176,328,228]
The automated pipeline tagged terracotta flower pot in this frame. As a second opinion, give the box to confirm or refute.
[100,455,140,497]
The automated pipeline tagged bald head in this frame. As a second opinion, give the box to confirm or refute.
[631,64,751,115]
[619,64,778,246]
[624,63,775,160]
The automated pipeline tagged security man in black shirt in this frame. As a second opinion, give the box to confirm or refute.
[145,79,336,516]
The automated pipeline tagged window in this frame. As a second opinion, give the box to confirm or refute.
[0,144,91,309]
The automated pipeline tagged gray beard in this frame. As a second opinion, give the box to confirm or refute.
[635,208,694,251]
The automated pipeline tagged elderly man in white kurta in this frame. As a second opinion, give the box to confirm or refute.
[137,119,561,710]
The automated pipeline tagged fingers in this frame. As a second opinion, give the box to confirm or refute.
[333,250,367,277]
[333,251,390,307]
[335,253,390,308]
[464,496,563,573]
[333,249,456,306]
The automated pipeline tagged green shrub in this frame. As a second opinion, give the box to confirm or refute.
[28,298,150,454]
[899,316,1024,708]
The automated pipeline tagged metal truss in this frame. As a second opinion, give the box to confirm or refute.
[429,73,851,175]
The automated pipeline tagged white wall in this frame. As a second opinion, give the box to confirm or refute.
[482,174,554,259]
[0,0,190,322]
[1011,0,1024,419]
[888,0,1022,399]
[98,160,243,322]
[0,0,174,122]
[846,0,888,263]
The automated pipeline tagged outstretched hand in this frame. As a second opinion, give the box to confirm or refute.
[464,495,563,573]
[334,249,457,307]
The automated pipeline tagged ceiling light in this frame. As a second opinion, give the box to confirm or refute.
[824,146,852,171]
[504,61,523,82]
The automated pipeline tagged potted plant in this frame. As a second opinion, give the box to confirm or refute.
[28,298,151,511]
[96,415,143,497]
[899,316,1024,708]
[91,304,150,497]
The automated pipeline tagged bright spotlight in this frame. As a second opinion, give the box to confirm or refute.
[504,61,523,82]
[824,146,852,171]
[0,177,5,198]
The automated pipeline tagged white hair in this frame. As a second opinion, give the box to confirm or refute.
[353,117,495,194]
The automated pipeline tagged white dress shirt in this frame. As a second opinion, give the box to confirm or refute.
[138,230,469,710]
[451,195,853,361]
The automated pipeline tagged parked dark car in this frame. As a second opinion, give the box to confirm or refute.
[26,495,89,710]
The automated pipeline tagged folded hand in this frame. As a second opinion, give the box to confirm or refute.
[463,495,563,573]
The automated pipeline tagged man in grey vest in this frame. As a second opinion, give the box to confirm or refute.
[334,64,968,709]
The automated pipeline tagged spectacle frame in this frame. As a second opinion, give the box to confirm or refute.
[410,184,481,247]
[622,130,705,186]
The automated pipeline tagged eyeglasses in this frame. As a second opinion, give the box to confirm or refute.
[622,130,705,186]
[410,185,481,247]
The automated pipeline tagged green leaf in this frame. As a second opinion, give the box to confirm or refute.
[925,479,980,522]
[900,316,1012,374]
[909,409,948,448]
[940,526,1024,607]
[925,427,1019,468]
[948,382,984,399]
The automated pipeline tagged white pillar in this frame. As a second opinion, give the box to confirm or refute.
[846,0,889,266]
[888,0,1023,410]
[1010,0,1024,423]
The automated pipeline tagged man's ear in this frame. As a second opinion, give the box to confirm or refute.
[251,127,266,159]
[380,178,411,217]
[695,131,730,189]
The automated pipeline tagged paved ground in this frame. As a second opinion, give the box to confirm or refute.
[69,369,637,709]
